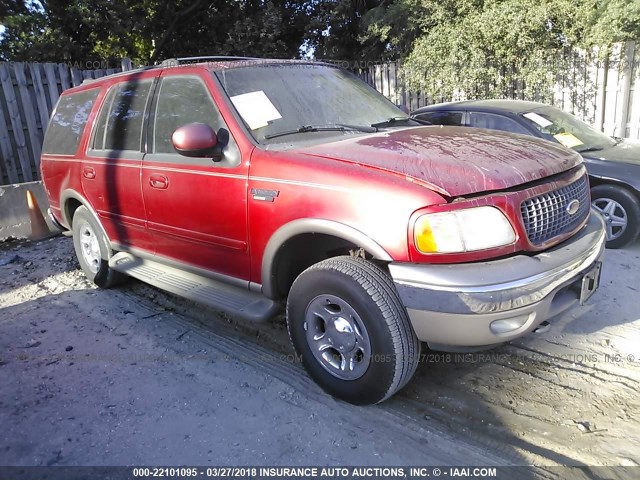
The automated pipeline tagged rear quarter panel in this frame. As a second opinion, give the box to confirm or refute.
[40,83,106,228]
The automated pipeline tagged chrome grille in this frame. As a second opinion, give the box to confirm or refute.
[521,175,590,245]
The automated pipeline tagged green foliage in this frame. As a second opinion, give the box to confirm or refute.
[399,0,640,98]
[588,0,640,45]
[0,0,313,64]
[306,0,387,61]
[0,0,142,63]
[361,0,479,59]
[1,0,638,81]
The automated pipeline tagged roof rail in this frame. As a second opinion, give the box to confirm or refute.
[160,56,261,66]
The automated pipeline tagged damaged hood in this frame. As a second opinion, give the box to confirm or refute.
[295,126,583,197]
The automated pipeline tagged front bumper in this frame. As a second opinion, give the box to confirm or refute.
[389,211,606,350]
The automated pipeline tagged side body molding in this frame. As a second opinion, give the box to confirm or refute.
[260,218,393,298]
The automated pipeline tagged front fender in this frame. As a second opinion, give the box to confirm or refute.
[260,218,392,298]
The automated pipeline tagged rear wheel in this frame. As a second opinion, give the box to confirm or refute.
[591,185,640,249]
[72,206,126,288]
[286,256,420,405]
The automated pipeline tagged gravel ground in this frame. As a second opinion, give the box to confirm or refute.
[0,235,639,471]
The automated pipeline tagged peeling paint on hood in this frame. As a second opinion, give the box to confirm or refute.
[296,126,583,197]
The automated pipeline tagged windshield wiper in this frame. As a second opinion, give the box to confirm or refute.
[337,123,378,133]
[412,117,432,125]
[264,124,376,140]
[370,116,413,128]
[576,145,605,154]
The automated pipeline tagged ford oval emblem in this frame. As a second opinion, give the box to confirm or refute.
[566,199,580,215]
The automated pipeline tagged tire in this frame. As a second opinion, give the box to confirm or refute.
[591,185,640,249]
[286,256,420,405]
[72,206,126,288]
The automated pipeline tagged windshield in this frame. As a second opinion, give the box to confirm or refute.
[519,106,616,153]
[216,63,413,143]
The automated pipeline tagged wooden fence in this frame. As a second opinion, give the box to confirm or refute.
[0,59,132,186]
[358,41,640,141]
[2,46,639,186]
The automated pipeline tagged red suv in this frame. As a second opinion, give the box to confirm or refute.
[41,58,606,404]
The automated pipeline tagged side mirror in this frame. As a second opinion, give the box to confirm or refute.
[172,123,221,159]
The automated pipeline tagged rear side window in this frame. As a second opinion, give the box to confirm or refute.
[469,112,530,135]
[42,89,100,155]
[92,80,153,151]
[414,111,463,126]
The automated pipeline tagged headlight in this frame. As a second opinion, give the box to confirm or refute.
[414,206,516,253]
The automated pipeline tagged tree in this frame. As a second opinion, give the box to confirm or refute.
[144,0,311,61]
[305,0,639,95]
[305,0,387,61]
[0,0,145,63]
[587,0,640,45]
[397,0,640,98]
[0,0,316,65]
[360,0,479,60]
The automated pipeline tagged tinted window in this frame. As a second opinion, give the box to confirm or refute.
[469,112,529,135]
[152,76,222,154]
[414,111,463,126]
[92,80,152,151]
[42,89,100,155]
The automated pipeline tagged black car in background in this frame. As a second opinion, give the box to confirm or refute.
[412,100,640,248]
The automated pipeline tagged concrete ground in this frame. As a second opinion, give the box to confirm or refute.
[0,236,639,472]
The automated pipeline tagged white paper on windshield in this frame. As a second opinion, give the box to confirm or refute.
[523,112,553,128]
[230,91,281,130]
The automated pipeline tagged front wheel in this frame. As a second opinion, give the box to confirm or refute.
[591,185,640,249]
[286,256,420,405]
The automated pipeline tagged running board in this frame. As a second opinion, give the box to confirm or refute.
[109,253,279,322]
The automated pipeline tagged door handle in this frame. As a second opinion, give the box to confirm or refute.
[82,167,96,179]
[149,174,169,189]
